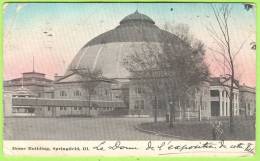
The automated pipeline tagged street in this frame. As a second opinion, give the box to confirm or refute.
[4,117,172,140]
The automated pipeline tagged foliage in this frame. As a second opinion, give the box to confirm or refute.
[122,24,209,125]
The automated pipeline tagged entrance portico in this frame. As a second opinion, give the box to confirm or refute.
[210,85,239,117]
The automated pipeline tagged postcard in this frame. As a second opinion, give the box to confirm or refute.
[3,2,256,156]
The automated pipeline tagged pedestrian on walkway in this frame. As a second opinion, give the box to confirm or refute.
[216,121,224,140]
[212,121,218,140]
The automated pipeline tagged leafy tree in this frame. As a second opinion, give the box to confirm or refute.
[122,25,209,126]
[161,34,209,127]
[122,43,165,122]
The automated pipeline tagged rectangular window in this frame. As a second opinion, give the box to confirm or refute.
[210,90,219,97]
[48,107,51,111]
[60,91,67,96]
[135,87,142,94]
[138,88,141,94]
[134,100,139,109]
[74,90,81,96]
[60,107,63,110]
[140,100,144,109]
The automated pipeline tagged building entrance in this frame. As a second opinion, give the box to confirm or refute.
[211,101,220,116]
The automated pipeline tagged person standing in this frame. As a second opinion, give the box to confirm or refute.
[212,121,217,140]
[216,121,224,140]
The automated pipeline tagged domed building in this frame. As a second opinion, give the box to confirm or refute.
[3,11,247,118]
[54,11,205,117]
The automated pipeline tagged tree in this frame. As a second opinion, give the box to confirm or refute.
[162,23,209,124]
[72,67,103,116]
[163,23,194,46]
[161,34,209,127]
[122,43,165,123]
[122,25,209,126]
[207,4,247,133]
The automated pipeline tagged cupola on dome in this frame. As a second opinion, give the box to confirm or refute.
[119,10,155,25]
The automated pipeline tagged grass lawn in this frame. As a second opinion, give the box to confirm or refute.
[138,118,255,140]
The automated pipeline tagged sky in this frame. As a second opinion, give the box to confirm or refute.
[3,3,256,86]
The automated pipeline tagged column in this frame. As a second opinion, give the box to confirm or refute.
[219,89,222,116]
[223,91,226,116]
[227,95,230,116]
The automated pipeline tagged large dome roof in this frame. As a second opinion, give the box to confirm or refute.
[84,11,179,47]
[65,11,182,79]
